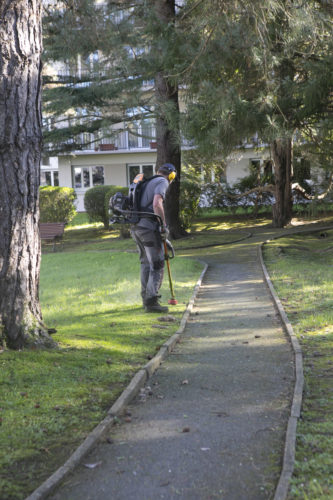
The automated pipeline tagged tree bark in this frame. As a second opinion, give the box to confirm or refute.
[154,0,186,239]
[0,1,53,349]
[271,137,293,228]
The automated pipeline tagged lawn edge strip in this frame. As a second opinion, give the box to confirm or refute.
[258,224,333,500]
[175,230,252,250]
[25,261,209,500]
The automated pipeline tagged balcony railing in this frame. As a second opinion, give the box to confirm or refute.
[45,129,194,154]
[75,129,159,152]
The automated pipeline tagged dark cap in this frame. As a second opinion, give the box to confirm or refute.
[158,163,176,175]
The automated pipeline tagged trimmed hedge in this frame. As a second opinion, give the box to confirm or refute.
[39,186,77,223]
[84,185,112,228]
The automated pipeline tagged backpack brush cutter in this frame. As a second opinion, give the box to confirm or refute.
[109,203,178,306]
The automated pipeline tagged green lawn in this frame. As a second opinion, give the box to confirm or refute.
[0,222,203,499]
[1,213,252,499]
[2,212,333,499]
[263,229,333,500]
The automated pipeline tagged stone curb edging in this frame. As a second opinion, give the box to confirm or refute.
[258,240,303,500]
[258,225,333,500]
[25,262,209,500]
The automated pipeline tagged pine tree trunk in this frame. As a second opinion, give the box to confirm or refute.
[154,0,186,239]
[0,1,53,349]
[271,138,293,228]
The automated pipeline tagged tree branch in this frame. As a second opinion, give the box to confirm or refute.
[224,184,275,200]
[167,25,216,79]
[292,172,333,200]
[179,0,206,20]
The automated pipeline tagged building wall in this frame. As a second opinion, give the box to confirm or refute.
[58,151,157,211]
[226,148,270,185]
[56,147,271,211]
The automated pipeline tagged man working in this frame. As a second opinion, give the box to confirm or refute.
[130,163,176,313]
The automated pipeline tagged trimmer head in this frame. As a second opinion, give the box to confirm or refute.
[168,298,178,305]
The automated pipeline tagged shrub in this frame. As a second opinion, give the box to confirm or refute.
[84,185,112,228]
[179,178,202,230]
[39,186,77,223]
[202,175,275,217]
[106,185,131,238]
[233,173,274,215]
[200,181,234,210]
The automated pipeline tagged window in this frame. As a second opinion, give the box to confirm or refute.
[249,159,261,171]
[264,160,273,177]
[44,171,52,186]
[128,121,156,149]
[92,166,104,185]
[80,132,94,150]
[126,111,156,149]
[72,166,104,189]
[249,159,261,183]
[40,170,59,187]
[127,164,154,184]
[42,156,50,166]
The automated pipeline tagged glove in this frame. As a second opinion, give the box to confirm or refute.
[160,225,169,241]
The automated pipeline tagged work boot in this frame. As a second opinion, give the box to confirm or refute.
[145,296,168,313]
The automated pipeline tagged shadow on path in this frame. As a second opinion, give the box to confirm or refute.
[49,225,314,500]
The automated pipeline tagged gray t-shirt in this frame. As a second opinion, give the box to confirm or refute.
[137,176,169,230]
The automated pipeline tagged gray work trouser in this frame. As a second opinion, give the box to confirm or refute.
[131,225,165,303]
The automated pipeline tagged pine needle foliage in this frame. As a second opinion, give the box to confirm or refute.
[180,0,333,157]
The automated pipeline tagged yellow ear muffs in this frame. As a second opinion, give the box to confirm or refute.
[168,171,176,182]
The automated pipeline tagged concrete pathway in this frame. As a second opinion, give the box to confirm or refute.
[50,226,296,500]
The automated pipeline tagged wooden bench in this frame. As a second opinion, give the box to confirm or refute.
[40,222,65,251]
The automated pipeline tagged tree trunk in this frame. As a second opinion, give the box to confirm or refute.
[154,0,186,239]
[271,137,293,228]
[0,1,53,349]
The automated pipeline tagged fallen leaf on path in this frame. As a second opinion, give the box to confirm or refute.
[160,481,170,487]
[84,462,102,469]
[211,411,229,417]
